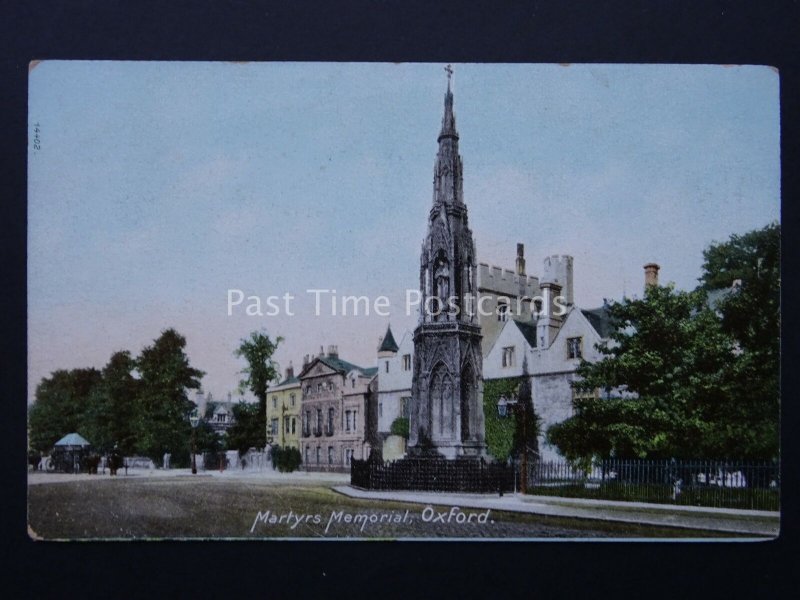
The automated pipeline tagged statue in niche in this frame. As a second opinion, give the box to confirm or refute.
[434,255,449,309]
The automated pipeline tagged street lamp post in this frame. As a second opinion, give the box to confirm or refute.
[190,412,199,475]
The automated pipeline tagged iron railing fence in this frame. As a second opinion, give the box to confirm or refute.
[351,457,515,493]
[528,459,779,511]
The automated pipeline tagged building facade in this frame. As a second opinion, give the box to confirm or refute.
[266,363,301,450]
[483,304,611,461]
[299,346,377,471]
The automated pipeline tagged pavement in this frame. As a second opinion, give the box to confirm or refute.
[333,485,780,537]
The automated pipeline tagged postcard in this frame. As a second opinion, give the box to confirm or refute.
[27,62,780,540]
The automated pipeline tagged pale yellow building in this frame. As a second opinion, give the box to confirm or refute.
[266,363,301,450]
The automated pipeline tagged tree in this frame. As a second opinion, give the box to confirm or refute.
[133,329,204,462]
[699,222,780,459]
[81,351,140,454]
[224,401,265,455]
[234,330,283,418]
[28,368,102,453]
[548,224,780,462]
[548,285,737,461]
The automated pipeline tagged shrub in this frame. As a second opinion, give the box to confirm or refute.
[390,417,410,439]
[271,445,302,472]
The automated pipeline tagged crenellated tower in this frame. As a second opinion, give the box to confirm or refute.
[408,67,486,459]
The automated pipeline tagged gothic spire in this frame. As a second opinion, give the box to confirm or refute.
[433,65,463,207]
[438,64,458,142]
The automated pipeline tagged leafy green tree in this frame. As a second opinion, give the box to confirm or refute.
[224,401,265,455]
[699,222,780,458]
[548,225,780,462]
[514,356,541,461]
[549,285,737,461]
[80,351,140,454]
[194,420,222,454]
[234,330,283,418]
[29,368,103,453]
[133,329,204,462]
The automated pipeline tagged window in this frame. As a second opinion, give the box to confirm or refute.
[284,416,290,433]
[534,299,543,314]
[328,446,334,465]
[316,446,321,463]
[567,337,583,359]
[328,380,333,391]
[352,410,358,432]
[502,346,516,368]
[315,409,322,436]
[317,383,322,394]
[345,410,352,432]
[378,403,383,419]
[403,354,411,371]
[497,300,509,322]
[290,393,295,407]
[351,378,356,388]
[304,446,309,464]
[327,407,335,435]
[303,411,310,436]
[385,361,389,373]
[270,418,278,435]
[272,396,277,409]
[291,417,296,435]
[345,448,353,466]
[401,397,411,419]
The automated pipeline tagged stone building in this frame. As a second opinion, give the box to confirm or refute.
[375,325,414,460]
[483,303,612,461]
[407,74,486,459]
[298,346,377,471]
[266,363,301,450]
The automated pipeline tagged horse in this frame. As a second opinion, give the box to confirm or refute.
[108,452,124,476]
[82,453,101,474]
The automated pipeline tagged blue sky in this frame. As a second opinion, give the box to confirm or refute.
[28,62,780,402]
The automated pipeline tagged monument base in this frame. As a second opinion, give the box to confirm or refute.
[350,454,515,494]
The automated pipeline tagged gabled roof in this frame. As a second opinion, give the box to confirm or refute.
[581,307,614,338]
[378,326,399,353]
[301,355,375,378]
[512,319,538,348]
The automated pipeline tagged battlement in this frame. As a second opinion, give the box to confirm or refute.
[477,263,539,296]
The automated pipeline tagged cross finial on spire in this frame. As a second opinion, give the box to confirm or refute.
[445,64,453,86]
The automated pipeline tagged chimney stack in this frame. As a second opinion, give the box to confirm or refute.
[285,361,294,380]
[318,346,324,358]
[516,243,526,276]
[644,263,660,288]
[327,344,338,359]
